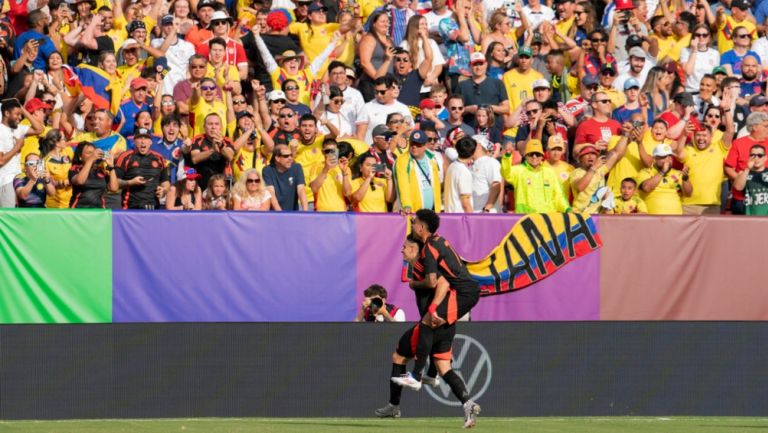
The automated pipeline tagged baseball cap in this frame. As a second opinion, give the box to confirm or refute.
[410,130,429,145]
[750,95,768,107]
[582,74,599,87]
[712,66,728,75]
[524,139,544,156]
[127,20,146,34]
[24,98,52,113]
[626,34,644,48]
[518,46,533,58]
[615,0,635,10]
[600,63,616,74]
[628,47,646,59]
[181,167,202,181]
[532,79,550,90]
[663,62,677,74]
[372,124,392,138]
[623,78,641,90]
[419,98,436,110]
[673,92,695,106]
[345,67,356,79]
[154,57,171,73]
[268,90,287,101]
[578,145,600,157]
[161,14,174,25]
[472,134,493,152]
[130,77,149,90]
[197,0,219,10]
[308,2,327,12]
[470,52,486,64]
[731,0,750,10]
[652,143,674,157]
[121,38,140,50]
[133,127,152,138]
[548,135,565,150]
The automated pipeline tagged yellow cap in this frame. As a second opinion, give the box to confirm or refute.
[525,139,544,155]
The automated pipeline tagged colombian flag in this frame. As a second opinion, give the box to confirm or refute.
[62,64,116,111]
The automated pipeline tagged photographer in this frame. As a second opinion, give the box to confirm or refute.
[354,284,406,322]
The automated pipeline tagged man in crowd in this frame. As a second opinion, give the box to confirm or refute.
[0,100,44,207]
[456,52,509,128]
[638,144,693,214]
[394,130,442,213]
[189,113,234,187]
[114,127,170,209]
[263,142,309,211]
[733,144,768,215]
[357,75,413,144]
[725,112,768,214]
[502,139,571,213]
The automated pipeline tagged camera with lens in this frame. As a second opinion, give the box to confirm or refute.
[249,130,258,141]
[369,297,384,311]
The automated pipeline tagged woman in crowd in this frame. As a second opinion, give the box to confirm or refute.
[232,168,279,210]
[400,15,445,94]
[474,106,503,151]
[571,1,595,45]
[346,153,394,212]
[681,24,720,92]
[481,11,518,57]
[358,10,395,101]
[282,79,311,117]
[154,95,181,136]
[314,86,353,138]
[166,167,203,210]
[641,66,673,119]
[170,0,196,36]
[68,141,119,208]
[14,153,56,208]
[40,130,73,209]
[485,41,511,80]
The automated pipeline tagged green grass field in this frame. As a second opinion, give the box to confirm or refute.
[2,417,768,433]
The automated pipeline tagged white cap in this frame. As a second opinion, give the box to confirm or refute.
[121,38,140,50]
[652,143,674,157]
[268,90,287,101]
[532,79,550,89]
[470,52,486,64]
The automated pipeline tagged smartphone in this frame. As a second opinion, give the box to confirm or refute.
[631,120,643,129]
[36,160,45,174]
[373,163,386,173]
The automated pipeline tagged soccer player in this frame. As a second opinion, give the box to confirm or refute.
[392,210,482,426]
[377,235,480,428]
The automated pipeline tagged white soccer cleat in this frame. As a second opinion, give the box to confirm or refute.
[463,400,481,429]
[421,375,440,387]
[391,372,422,391]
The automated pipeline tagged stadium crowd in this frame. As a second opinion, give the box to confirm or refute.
[1,0,768,215]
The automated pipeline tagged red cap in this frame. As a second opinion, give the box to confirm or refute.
[578,145,600,158]
[25,98,52,112]
[130,77,149,90]
[419,98,436,110]
[615,0,634,10]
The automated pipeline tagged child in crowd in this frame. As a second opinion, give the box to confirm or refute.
[613,178,648,214]
[203,174,231,210]
[430,84,449,122]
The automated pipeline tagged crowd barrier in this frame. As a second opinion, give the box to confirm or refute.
[2,322,767,419]
[1,210,767,323]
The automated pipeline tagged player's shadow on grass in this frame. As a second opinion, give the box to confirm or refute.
[265,420,391,428]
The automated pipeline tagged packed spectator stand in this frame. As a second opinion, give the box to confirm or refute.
[1,0,767,216]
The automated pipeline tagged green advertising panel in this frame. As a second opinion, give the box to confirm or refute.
[0,209,112,323]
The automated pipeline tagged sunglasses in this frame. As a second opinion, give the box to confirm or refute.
[389,119,404,124]
[25,161,38,166]
[246,178,261,183]
[43,100,55,105]
[284,86,299,91]
[331,98,344,104]
[271,99,287,104]
[601,70,616,76]
[591,38,605,43]
[751,153,766,157]
[201,85,216,91]
[735,34,750,39]
[212,20,228,26]
[190,64,206,69]
[375,89,389,95]
[595,99,611,104]
[279,113,295,118]
[277,153,293,158]
[586,84,599,91]
[426,137,438,143]
[706,113,721,118]
[450,106,464,111]
[525,109,540,115]
[575,10,586,15]
[233,99,246,104]
[693,33,709,38]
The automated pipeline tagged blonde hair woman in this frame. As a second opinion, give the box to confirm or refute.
[232,168,280,211]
